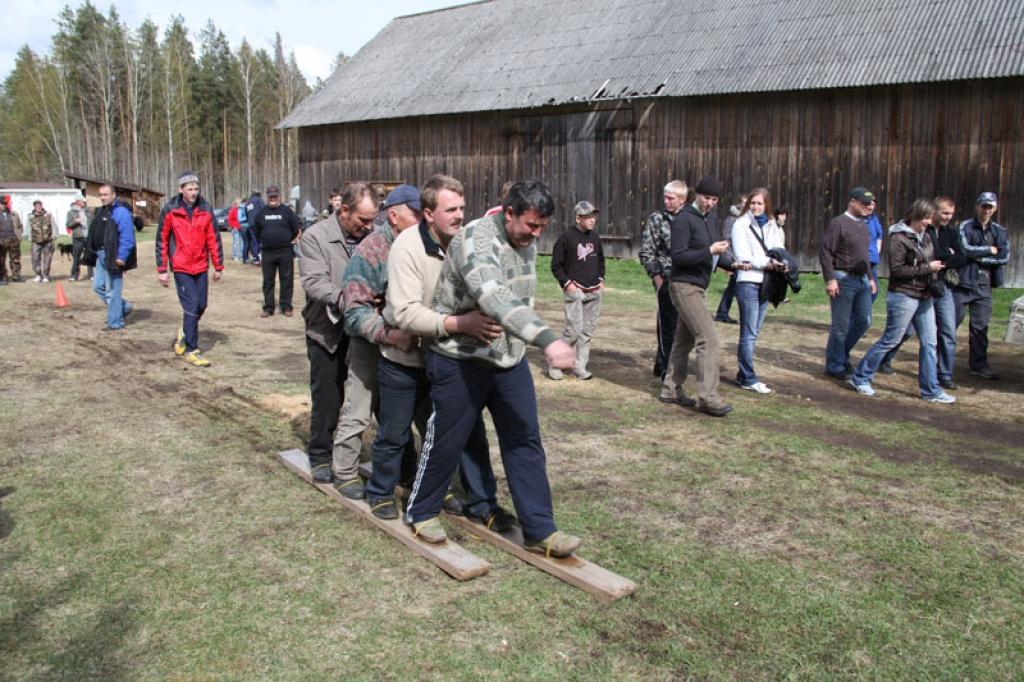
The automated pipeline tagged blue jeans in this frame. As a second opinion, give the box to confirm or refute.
[735,281,769,386]
[406,353,557,542]
[880,287,956,382]
[826,272,872,374]
[92,250,130,329]
[366,357,497,517]
[230,229,243,260]
[853,292,941,398]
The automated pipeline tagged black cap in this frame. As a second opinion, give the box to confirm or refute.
[694,175,722,198]
[266,186,280,197]
[849,187,875,203]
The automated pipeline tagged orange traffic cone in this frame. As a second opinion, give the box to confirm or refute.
[55,282,70,308]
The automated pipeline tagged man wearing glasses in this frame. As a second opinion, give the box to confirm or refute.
[953,191,1010,380]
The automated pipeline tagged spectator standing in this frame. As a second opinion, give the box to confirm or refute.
[227,198,243,262]
[638,180,688,380]
[243,190,265,265]
[953,192,1010,380]
[865,202,884,302]
[28,200,57,283]
[820,187,877,379]
[731,188,786,394]
[89,184,137,330]
[155,171,224,367]
[252,185,301,317]
[549,200,605,380]
[713,193,748,324]
[849,199,953,403]
[0,195,24,283]
[301,200,318,228]
[66,198,92,281]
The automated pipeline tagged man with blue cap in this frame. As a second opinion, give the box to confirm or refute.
[953,191,1010,379]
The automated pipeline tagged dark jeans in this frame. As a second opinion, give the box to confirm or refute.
[735,281,769,386]
[70,237,93,279]
[174,271,209,352]
[826,271,873,374]
[306,336,348,469]
[406,353,557,543]
[242,226,261,263]
[261,247,294,313]
[714,271,737,319]
[654,282,678,377]
[954,283,993,372]
[367,357,497,517]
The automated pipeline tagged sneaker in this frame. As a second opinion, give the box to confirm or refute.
[173,329,186,357]
[368,498,399,520]
[524,530,582,558]
[68,277,77,282]
[878,361,894,375]
[467,505,517,532]
[547,367,564,381]
[697,401,733,417]
[574,370,593,380]
[123,303,134,318]
[740,381,773,394]
[42,277,50,283]
[969,367,998,380]
[334,478,365,500]
[33,275,42,283]
[925,392,956,404]
[848,379,876,397]
[184,349,211,367]
[441,492,465,516]
[310,463,334,483]
[939,378,957,390]
[410,516,447,544]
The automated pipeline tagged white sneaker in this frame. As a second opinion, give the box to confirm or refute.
[848,379,876,397]
[740,381,773,394]
[32,275,42,283]
[547,367,564,381]
[925,392,956,404]
[42,277,50,283]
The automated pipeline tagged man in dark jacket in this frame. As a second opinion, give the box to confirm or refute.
[661,175,743,416]
[253,185,301,317]
[66,198,92,281]
[244,190,266,265]
[954,191,1010,379]
[0,195,23,283]
[549,200,605,380]
[156,171,224,367]
[90,184,137,330]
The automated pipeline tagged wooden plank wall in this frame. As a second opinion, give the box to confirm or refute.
[297,77,1023,285]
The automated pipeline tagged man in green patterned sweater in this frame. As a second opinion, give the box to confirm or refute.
[403,181,582,557]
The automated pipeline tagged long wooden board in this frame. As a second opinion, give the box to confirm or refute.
[358,462,636,602]
[278,449,490,581]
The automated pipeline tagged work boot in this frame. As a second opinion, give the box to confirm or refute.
[310,463,334,484]
[368,498,399,520]
[466,505,517,532]
[334,478,365,500]
[697,400,733,417]
[441,492,465,516]
[524,531,582,558]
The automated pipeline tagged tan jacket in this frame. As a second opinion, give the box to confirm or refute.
[382,221,449,368]
[299,215,356,353]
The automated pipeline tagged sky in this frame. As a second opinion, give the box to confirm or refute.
[0,0,461,85]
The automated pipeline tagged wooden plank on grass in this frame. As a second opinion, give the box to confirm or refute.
[278,449,490,581]
[358,462,636,602]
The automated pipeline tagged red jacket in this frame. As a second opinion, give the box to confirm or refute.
[156,195,224,275]
[227,205,241,230]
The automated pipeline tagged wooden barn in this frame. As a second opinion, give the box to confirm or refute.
[64,171,166,225]
[279,0,1024,284]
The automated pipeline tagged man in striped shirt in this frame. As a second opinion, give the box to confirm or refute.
[404,181,582,558]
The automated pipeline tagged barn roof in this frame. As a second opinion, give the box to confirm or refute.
[280,0,1024,129]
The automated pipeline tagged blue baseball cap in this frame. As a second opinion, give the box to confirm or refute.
[383,184,421,211]
[976,191,997,206]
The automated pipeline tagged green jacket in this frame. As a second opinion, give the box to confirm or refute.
[29,211,56,243]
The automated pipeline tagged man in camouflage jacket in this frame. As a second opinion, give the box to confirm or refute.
[0,196,24,283]
[28,200,57,283]
[638,180,688,380]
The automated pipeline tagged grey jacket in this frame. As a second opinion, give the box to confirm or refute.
[299,215,355,353]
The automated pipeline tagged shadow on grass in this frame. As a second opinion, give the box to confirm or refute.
[0,487,13,541]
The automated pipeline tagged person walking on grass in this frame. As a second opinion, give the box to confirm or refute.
[299,182,378,483]
[90,184,137,330]
[639,180,688,379]
[0,195,24,284]
[252,185,301,318]
[820,187,877,380]
[156,171,224,367]
[549,200,605,380]
[28,200,57,283]
[403,180,583,558]
[731,188,787,395]
[849,199,954,403]
[66,198,93,281]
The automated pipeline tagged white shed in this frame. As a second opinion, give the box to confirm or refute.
[0,182,85,239]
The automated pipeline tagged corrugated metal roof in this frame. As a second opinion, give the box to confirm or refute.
[279,0,1024,128]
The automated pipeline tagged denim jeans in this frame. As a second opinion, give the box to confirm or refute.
[230,229,244,261]
[92,250,130,329]
[735,281,769,386]
[853,292,941,398]
[880,287,956,382]
[826,271,872,374]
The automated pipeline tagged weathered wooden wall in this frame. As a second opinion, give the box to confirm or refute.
[297,77,1023,285]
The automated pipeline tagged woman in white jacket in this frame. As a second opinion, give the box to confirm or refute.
[731,188,786,394]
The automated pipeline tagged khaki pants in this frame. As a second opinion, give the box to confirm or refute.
[661,282,724,407]
[32,240,54,278]
[332,337,379,480]
[562,288,602,374]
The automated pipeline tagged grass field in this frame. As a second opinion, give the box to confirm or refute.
[1,245,1022,679]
